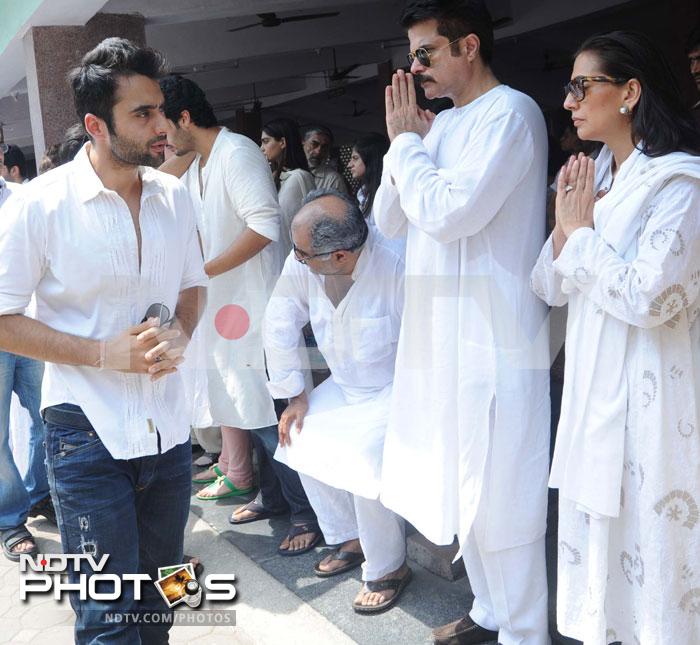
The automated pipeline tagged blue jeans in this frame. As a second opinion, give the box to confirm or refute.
[0,351,47,530]
[44,404,191,645]
[249,424,316,525]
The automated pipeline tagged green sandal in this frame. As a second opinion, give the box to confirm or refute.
[192,463,224,484]
[195,475,254,500]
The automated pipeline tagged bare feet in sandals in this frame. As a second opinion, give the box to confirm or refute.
[316,538,363,574]
[277,522,323,555]
[353,562,411,610]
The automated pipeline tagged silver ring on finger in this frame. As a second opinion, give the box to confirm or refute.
[564,184,575,193]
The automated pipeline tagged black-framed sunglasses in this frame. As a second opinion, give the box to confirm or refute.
[407,37,463,67]
[293,225,369,265]
[564,75,627,101]
[141,303,175,326]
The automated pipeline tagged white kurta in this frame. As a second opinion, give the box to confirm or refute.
[277,168,316,261]
[181,129,281,429]
[531,149,700,645]
[264,234,404,498]
[374,85,551,553]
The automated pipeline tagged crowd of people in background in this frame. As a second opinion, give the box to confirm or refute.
[1,1,700,644]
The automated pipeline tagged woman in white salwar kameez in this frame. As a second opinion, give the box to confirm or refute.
[531,31,700,645]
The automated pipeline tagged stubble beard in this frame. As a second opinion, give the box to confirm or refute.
[110,131,164,168]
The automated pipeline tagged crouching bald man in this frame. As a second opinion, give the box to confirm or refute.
[264,188,411,613]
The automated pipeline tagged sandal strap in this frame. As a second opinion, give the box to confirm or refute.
[331,550,364,564]
[364,574,408,594]
[288,523,320,539]
[2,525,34,550]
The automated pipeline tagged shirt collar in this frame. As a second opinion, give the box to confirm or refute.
[73,143,166,204]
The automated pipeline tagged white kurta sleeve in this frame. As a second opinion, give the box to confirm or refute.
[263,254,311,399]
[383,111,534,244]
[373,166,408,240]
[0,194,46,315]
[225,144,281,242]
[553,177,700,328]
[531,234,568,307]
[278,173,307,228]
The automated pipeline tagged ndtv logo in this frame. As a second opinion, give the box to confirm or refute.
[19,554,237,603]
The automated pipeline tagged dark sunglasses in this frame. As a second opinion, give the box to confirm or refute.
[564,75,627,101]
[407,37,463,67]
[141,303,174,326]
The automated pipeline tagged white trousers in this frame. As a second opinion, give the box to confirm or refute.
[463,530,550,645]
[299,473,406,581]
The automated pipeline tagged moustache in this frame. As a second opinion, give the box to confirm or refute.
[414,74,435,85]
[147,136,167,147]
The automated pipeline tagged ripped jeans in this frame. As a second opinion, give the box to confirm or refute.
[44,403,191,645]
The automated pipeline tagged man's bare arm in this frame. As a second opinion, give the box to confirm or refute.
[174,286,206,340]
[204,228,272,278]
[0,314,100,366]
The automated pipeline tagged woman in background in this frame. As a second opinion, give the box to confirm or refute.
[347,133,404,257]
[260,118,315,261]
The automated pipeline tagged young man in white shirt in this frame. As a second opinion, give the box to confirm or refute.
[375,1,551,644]
[265,189,411,613]
[0,38,207,642]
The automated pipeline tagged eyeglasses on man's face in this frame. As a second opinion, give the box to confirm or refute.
[293,245,345,265]
[407,37,464,68]
[564,75,627,101]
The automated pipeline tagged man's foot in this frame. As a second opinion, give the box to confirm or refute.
[315,539,364,576]
[352,563,412,614]
[1,525,38,562]
[192,463,223,484]
[195,475,254,500]
[277,522,323,556]
[432,615,499,645]
[229,499,286,525]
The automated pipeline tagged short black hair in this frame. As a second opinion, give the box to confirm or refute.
[687,25,700,54]
[159,74,218,128]
[58,123,89,165]
[3,144,27,178]
[68,37,167,134]
[302,125,334,144]
[400,0,494,64]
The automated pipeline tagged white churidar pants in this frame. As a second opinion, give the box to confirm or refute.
[463,519,549,645]
[299,472,406,581]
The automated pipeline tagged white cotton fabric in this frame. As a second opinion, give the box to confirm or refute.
[0,144,208,459]
[181,128,281,429]
[374,84,551,553]
[357,186,406,260]
[265,233,404,497]
[531,147,700,644]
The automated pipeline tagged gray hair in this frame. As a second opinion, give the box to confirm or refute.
[301,188,368,255]
[302,124,334,143]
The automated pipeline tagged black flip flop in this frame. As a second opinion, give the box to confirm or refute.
[229,500,287,525]
[314,548,365,578]
[2,524,38,562]
[277,522,323,557]
[353,567,413,615]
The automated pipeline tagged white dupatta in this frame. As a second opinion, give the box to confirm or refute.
[550,146,700,518]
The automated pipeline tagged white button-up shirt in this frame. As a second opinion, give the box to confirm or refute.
[0,145,208,459]
[264,231,404,405]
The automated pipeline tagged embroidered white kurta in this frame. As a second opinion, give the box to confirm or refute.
[182,129,281,429]
[264,234,404,498]
[531,149,700,645]
[374,85,551,553]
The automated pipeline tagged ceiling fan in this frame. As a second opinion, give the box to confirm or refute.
[227,11,340,33]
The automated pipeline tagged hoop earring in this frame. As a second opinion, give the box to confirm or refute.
[619,105,630,115]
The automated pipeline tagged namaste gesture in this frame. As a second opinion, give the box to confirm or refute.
[385,69,435,142]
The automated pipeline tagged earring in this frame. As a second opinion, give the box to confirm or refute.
[619,105,630,115]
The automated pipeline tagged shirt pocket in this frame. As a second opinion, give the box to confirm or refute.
[350,316,394,363]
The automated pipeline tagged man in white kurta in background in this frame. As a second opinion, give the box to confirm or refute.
[265,188,411,613]
[302,126,348,194]
[160,75,281,502]
[375,2,550,644]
